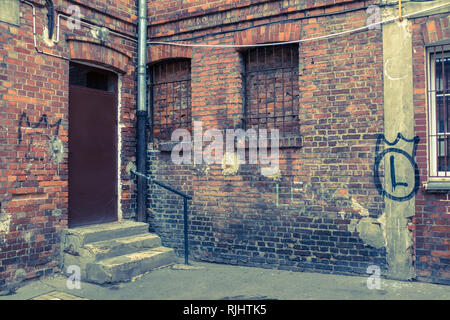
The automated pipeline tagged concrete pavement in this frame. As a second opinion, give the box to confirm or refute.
[1,259,449,300]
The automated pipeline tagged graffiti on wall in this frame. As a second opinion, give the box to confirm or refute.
[17,112,64,163]
[373,133,420,202]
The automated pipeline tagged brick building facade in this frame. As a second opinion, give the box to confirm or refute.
[146,0,450,285]
[0,0,138,289]
[0,0,449,291]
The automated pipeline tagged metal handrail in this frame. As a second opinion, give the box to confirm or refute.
[131,169,191,265]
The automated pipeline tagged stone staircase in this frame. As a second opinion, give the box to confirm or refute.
[60,220,175,284]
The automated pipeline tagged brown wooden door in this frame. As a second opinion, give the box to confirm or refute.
[69,85,118,227]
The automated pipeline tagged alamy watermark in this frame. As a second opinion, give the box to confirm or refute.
[170,121,280,176]
[366,265,381,290]
[66,265,81,290]
[366,5,381,30]
[66,5,81,31]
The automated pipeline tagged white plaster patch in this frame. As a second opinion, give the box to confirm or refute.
[48,137,64,164]
[0,210,10,234]
[221,152,240,175]
[262,167,281,180]
[42,27,55,47]
[356,216,385,249]
[91,26,110,42]
[23,232,33,243]
[351,197,370,216]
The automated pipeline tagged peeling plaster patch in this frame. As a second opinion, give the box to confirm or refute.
[351,197,369,216]
[23,232,34,243]
[356,216,386,249]
[14,269,26,282]
[48,137,64,164]
[42,27,55,47]
[349,198,386,248]
[125,161,136,176]
[91,26,110,42]
[262,167,281,180]
[0,210,10,234]
[222,152,240,175]
[348,220,358,233]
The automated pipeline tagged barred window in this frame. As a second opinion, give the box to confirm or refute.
[243,44,300,136]
[428,45,450,177]
[149,59,191,141]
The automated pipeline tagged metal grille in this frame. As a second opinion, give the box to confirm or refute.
[149,59,191,141]
[427,45,450,177]
[243,44,300,135]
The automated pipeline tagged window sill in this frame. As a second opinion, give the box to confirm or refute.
[154,134,303,153]
[423,180,450,192]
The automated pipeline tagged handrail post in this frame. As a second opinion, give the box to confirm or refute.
[184,197,189,265]
[130,169,190,265]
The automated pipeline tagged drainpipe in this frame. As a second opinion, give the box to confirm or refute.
[136,0,148,222]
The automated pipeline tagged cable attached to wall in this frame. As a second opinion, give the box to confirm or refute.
[19,1,450,57]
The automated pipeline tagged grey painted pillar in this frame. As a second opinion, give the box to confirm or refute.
[381,8,415,280]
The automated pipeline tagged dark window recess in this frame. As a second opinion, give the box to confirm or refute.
[428,45,450,176]
[149,59,192,141]
[243,44,300,139]
[435,56,450,172]
[69,63,116,92]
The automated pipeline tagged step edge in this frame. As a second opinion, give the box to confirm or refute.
[97,247,175,267]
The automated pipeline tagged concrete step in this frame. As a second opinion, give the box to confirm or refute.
[84,233,162,261]
[85,246,176,284]
[61,220,177,284]
[61,220,149,255]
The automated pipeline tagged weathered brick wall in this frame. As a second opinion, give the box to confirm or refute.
[0,0,137,290]
[411,13,450,285]
[149,0,359,28]
[147,0,387,276]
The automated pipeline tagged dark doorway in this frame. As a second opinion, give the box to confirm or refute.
[68,63,118,228]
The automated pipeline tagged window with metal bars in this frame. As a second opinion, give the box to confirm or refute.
[427,45,450,177]
[242,44,300,136]
[149,59,191,141]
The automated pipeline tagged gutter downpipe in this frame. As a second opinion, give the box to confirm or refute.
[136,0,148,222]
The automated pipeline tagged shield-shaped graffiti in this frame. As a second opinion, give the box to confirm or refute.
[373,133,420,202]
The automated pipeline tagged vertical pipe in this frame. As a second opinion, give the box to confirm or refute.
[136,0,148,222]
[136,110,147,222]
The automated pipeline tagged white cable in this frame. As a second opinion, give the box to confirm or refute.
[148,2,450,48]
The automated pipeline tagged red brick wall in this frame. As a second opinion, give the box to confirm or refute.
[0,0,137,289]
[147,0,387,276]
[148,0,358,27]
[412,13,450,285]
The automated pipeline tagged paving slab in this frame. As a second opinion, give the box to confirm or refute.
[1,260,449,300]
